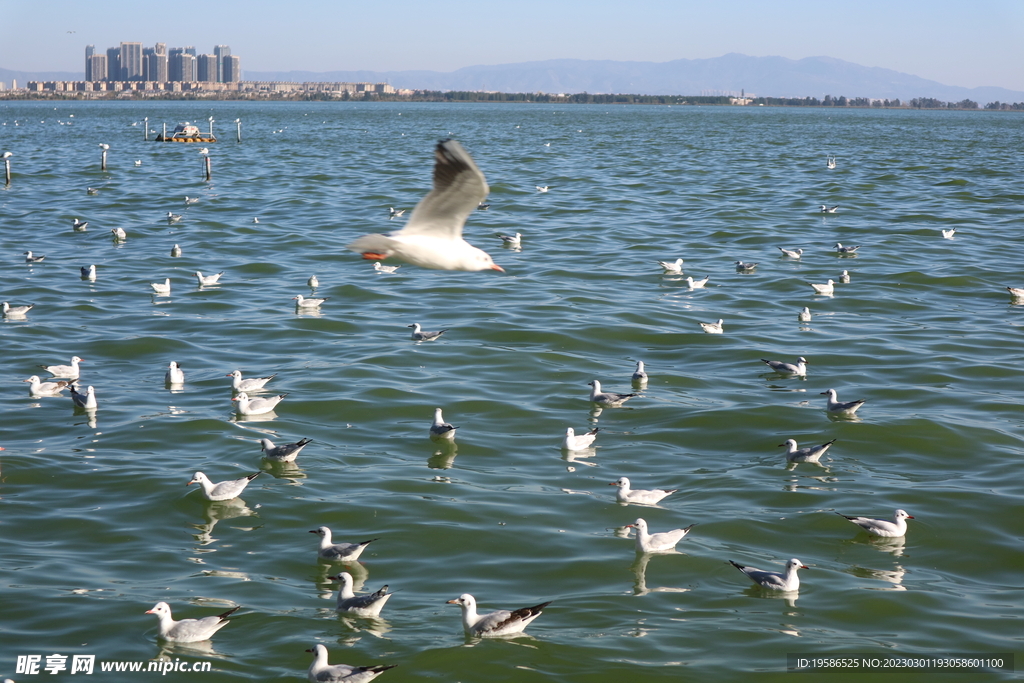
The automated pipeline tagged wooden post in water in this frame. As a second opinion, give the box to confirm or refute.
[101,149,107,170]
[144,117,148,141]
[235,118,241,142]
[204,155,212,181]
[162,122,167,141]
[4,156,11,185]
[208,116,214,138]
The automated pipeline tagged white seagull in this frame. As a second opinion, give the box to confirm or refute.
[2,301,33,317]
[627,517,695,553]
[839,269,851,283]
[588,380,637,407]
[198,147,209,155]
[170,244,182,257]
[165,361,185,385]
[389,207,406,219]
[610,476,677,505]
[495,232,521,246]
[686,275,710,289]
[111,227,127,241]
[408,323,447,341]
[779,438,836,463]
[187,471,261,501]
[446,593,551,637]
[24,251,45,263]
[195,271,224,286]
[562,426,598,451]
[1007,286,1024,301]
[293,294,328,308]
[81,264,96,280]
[348,140,504,272]
[836,509,914,538]
[632,360,648,383]
[227,370,277,393]
[798,307,812,322]
[941,228,956,239]
[778,247,803,259]
[735,261,758,271]
[328,572,393,616]
[167,212,183,223]
[24,375,70,397]
[657,258,684,274]
[834,242,860,253]
[145,602,239,643]
[306,644,396,683]
[232,392,287,415]
[373,262,401,274]
[826,155,836,169]
[821,205,839,213]
[309,526,378,562]
[69,384,98,409]
[72,218,88,230]
[809,280,834,296]
[98,143,110,151]
[134,159,142,166]
[761,356,807,376]
[821,388,866,415]
[184,196,199,205]
[536,185,549,193]
[259,437,311,462]
[730,558,807,591]
[307,275,319,288]
[151,279,171,295]
[429,408,458,441]
[700,319,724,334]
[40,355,84,378]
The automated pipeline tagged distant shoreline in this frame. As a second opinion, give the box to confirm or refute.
[2,91,1021,110]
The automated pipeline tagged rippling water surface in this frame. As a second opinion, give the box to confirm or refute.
[1,101,1023,681]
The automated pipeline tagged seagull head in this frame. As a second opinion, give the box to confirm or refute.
[446,594,475,608]
[145,602,171,616]
[610,477,629,488]
[186,471,209,486]
[778,439,798,448]
[894,509,914,520]
[787,559,809,571]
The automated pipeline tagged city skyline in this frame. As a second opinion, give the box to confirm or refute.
[0,0,1021,92]
[82,41,240,83]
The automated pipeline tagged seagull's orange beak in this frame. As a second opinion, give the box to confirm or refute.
[491,264,505,272]
[361,252,387,260]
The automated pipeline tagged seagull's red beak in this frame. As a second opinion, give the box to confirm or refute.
[490,264,505,272]
[361,252,387,260]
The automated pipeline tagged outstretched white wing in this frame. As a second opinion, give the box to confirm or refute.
[398,139,488,240]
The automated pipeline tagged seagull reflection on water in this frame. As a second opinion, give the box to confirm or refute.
[629,551,691,597]
[190,498,257,546]
[428,442,458,470]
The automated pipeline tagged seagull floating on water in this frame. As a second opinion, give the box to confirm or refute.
[1007,286,1024,301]
[293,294,328,308]
[184,196,199,205]
[195,271,224,286]
[834,242,860,253]
[809,280,834,296]
[700,319,724,334]
[187,471,261,501]
[306,275,319,289]
[98,143,109,151]
[408,323,447,341]
[686,275,710,289]
[631,360,648,383]
[761,356,807,376]
[111,227,127,241]
[134,159,142,166]
[778,247,803,259]
[588,380,637,407]
[310,526,378,562]
[306,644,397,683]
[836,509,914,538]
[826,155,836,169]
[821,205,839,213]
[165,361,185,385]
[536,185,549,193]
[839,269,851,283]
[941,228,956,239]
[735,261,758,271]
[81,264,97,280]
[24,375,70,397]
[373,262,401,273]
[2,301,33,317]
[227,370,276,393]
[72,218,88,231]
[232,391,287,415]
[259,437,311,462]
[798,307,812,322]
[170,244,182,257]
[495,232,521,246]
[730,558,806,591]
[656,258,683,274]
[388,207,405,218]
[821,388,866,415]
[779,438,836,463]
[627,517,695,553]
[429,408,458,442]
[328,572,393,616]
[40,355,84,379]
[198,147,209,155]
[23,251,45,263]
[151,279,171,295]
[69,383,97,409]
[167,212,182,223]
[610,476,676,505]
[446,593,551,637]
[145,602,239,643]
[348,140,503,272]
[562,426,598,451]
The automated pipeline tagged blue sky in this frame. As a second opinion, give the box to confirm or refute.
[2,0,1022,90]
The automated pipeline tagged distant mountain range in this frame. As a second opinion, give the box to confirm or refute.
[5,54,1023,103]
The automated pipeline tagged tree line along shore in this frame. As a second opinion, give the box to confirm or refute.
[3,90,1022,110]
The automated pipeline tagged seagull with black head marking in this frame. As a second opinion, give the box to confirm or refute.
[348,140,503,272]
[72,218,88,231]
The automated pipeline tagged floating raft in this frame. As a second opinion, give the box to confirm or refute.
[155,135,217,143]
[155,122,216,143]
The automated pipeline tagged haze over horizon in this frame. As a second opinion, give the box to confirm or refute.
[1,0,1021,93]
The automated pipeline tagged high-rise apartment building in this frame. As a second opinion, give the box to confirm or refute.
[214,45,230,83]
[88,55,108,83]
[197,54,217,82]
[168,48,197,81]
[85,45,95,80]
[120,42,144,81]
[223,55,241,83]
[106,47,120,81]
